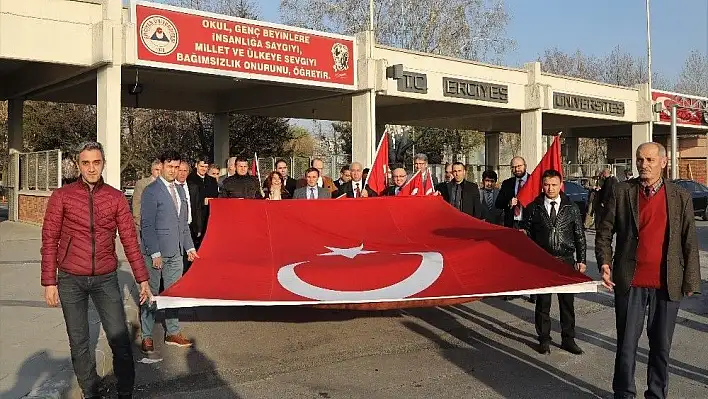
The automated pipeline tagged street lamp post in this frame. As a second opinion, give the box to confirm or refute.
[646,0,654,140]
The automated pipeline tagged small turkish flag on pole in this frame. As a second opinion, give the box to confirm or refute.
[517,133,563,207]
[398,170,422,196]
[364,129,390,195]
[250,152,260,183]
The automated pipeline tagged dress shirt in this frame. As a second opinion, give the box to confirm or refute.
[175,180,192,224]
[544,195,560,216]
[351,180,363,197]
[307,186,318,199]
[514,174,529,221]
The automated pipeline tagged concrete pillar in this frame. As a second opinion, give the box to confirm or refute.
[213,112,230,167]
[7,99,23,152]
[351,90,376,166]
[631,123,651,176]
[564,136,579,164]
[96,0,122,188]
[484,132,500,167]
[520,109,543,170]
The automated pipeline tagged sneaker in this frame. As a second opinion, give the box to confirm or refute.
[165,333,193,347]
[141,338,154,354]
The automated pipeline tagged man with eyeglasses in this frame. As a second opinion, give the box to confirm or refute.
[496,156,529,229]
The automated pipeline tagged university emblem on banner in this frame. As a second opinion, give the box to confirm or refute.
[331,43,350,74]
[139,15,179,56]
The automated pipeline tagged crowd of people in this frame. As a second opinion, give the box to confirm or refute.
[39,141,700,399]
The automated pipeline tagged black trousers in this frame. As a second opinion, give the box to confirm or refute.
[535,293,576,342]
[57,270,134,397]
[613,287,679,399]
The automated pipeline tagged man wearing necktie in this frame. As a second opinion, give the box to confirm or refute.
[496,156,529,229]
[522,169,586,356]
[293,168,330,200]
[334,162,377,198]
[139,151,198,353]
[382,168,408,196]
[440,162,482,219]
[479,170,503,224]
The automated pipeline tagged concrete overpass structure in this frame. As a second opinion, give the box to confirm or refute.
[2,0,707,193]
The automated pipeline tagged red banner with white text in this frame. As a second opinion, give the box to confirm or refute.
[156,196,598,310]
[132,1,356,89]
[652,91,708,126]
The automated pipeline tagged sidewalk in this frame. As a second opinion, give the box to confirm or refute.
[0,220,142,399]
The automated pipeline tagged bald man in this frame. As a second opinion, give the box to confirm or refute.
[496,156,530,229]
[382,168,408,196]
[297,158,336,193]
[334,162,377,198]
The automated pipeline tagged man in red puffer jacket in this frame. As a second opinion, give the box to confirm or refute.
[41,141,151,399]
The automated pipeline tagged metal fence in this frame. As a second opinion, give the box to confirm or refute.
[253,155,351,180]
[19,150,62,191]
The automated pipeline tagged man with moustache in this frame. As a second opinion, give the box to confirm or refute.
[335,162,377,198]
[596,142,701,399]
[435,163,453,194]
[41,141,151,399]
[479,170,503,225]
[186,155,218,250]
[496,156,529,229]
[132,159,162,231]
[272,159,297,198]
[440,162,482,219]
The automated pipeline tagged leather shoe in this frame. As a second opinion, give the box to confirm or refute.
[537,341,550,354]
[141,337,154,354]
[561,339,584,355]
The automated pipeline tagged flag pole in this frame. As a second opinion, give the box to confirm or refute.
[365,128,387,188]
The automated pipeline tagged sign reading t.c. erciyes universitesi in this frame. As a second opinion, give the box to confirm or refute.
[130,1,356,89]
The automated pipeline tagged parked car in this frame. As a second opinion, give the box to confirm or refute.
[672,179,708,220]
[563,180,590,221]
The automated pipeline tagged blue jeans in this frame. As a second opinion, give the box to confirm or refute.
[140,253,183,339]
[57,270,134,397]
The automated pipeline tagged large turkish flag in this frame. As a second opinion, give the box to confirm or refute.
[157,196,597,309]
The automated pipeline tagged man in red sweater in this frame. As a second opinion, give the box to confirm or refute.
[41,142,152,399]
[595,142,701,399]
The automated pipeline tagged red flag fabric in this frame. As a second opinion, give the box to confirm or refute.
[156,196,597,309]
[397,170,421,196]
[364,131,390,195]
[516,135,563,207]
[249,153,259,181]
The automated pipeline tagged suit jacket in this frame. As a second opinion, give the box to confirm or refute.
[495,174,528,227]
[595,179,701,301]
[440,180,483,219]
[335,181,377,198]
[292,186,331,199]
[140,179,195,259]
[382,185,405,196]
[186,172,218,237]
[479,187,503,224]
[132,176,155,231]
[297,175,337,193]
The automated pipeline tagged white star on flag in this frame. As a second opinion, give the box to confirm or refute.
[317,244,376,259]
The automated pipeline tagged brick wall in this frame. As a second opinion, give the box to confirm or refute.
[18,194,50,225]
[679,159,707,184]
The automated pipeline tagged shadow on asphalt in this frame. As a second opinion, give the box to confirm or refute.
[177,306,403,323]
[486,298,708,386]
[404,306,611,399]
[0,350,72,399]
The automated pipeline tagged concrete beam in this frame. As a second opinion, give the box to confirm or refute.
[485,132,500,167]
[521,109,543,170]
[351,90,375,166]
[215,85,349,114]
[7,99,23,152]
[631,123,651,176]
[213,113,230,167]
[0,63,96,99]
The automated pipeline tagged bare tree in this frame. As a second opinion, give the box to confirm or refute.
[675,50,708,97]
[280,0,514,63]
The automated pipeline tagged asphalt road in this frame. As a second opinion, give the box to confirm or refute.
[120,223,708,399]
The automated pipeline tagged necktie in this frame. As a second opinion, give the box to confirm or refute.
[169,183,179,214]
[485,190,494,210]
[514,178,524,216]
[453,184,462,210]
[355,183,361,198]
[309,187,315,199]
[550,201,557,225]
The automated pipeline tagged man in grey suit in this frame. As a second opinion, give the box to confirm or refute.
[139,150,198,353]
[479,170,503,225]
[293,168,331,199]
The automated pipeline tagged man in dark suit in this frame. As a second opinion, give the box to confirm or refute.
[335,161,377,198]
[292,168,331,199]
[186,155,218,250]
[334,165,351,190]
[596,142,701,399]
[440,162,482,219]
[272,159,297,198]
[595,168,618,227]
[382,168,407,196]
[495,156,529,228]
[434,163,453,194]
[479,170,503,225]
